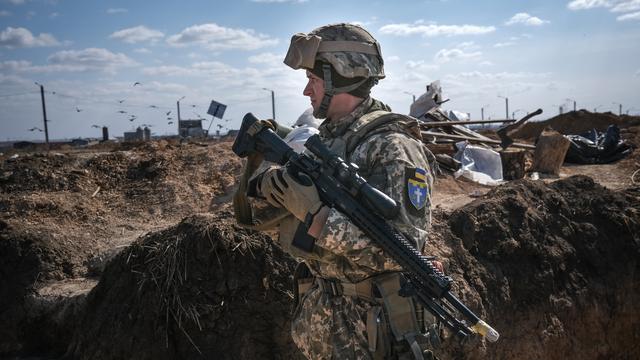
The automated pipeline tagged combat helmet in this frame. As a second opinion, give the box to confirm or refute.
[284,23,385,118]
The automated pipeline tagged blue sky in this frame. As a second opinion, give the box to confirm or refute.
[1,0,639,141]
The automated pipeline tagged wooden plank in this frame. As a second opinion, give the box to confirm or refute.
[421,131,536,149]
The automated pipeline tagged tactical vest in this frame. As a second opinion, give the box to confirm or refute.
[296,110,436,360]
[320,109,424,169]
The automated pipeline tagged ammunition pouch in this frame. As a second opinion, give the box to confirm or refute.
[293,270,439,360]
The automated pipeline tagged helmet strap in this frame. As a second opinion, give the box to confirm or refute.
[315,63,371,119]
[315,63,335,119]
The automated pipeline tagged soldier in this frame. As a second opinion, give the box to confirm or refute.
[254,23,437,359]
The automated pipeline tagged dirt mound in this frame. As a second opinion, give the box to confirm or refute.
[511,110,640,141]
[66,211,302,360]
[0,140,243,357]
[0,140,242,280]
[437,175,640,359]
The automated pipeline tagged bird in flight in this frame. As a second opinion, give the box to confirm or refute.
[117,110,127,114]
[166,117,173,120]
[76,107,82,112]
[149,105,158,109]
[133,82,141,86]
[168,121,174,125]
[166,111,171,116]
[118,99,125,103]
[28,127,43,132]
[91,125,101,128]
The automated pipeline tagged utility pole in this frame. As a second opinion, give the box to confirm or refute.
[35,82,50,148]
[481,104,489,121]
[498,95,509,119]
[263,88,275,120]
[566,98,576,112]
[177,96,185,122]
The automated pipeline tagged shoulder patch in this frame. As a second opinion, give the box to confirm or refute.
[406,167,428,211]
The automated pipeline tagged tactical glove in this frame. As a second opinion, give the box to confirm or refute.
[260,167,323,222]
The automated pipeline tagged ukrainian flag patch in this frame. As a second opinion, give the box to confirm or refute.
[407,167,428,210]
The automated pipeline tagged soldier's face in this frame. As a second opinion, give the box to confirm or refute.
[303,71,324,113]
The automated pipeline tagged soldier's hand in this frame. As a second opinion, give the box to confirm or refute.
[260,167,322,221]
[259,167,285,208]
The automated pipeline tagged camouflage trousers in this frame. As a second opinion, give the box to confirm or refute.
[291,281,375,359]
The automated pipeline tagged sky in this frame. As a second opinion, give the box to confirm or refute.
[0,0,639,141]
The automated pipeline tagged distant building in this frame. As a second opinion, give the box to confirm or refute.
[102,126,109,141]
[143,127,151,141]
[179,119,207,138]
[123,127,145,142]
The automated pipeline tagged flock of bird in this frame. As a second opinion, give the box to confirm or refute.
[27,82,233,135]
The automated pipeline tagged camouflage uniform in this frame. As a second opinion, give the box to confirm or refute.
[273,97,434,359]
[244,22,438,359]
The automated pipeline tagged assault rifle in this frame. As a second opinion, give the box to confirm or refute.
[232,113,499,343]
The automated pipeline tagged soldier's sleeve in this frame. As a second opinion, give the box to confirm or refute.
[313,132,433,272]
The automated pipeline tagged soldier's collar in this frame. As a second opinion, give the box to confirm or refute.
[319,97,373,138]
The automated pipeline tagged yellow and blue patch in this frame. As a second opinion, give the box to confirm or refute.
[407,167,428,210]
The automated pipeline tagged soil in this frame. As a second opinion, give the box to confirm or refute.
[1,111,639,359]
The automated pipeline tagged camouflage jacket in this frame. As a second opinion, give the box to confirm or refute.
[277,97,434,282]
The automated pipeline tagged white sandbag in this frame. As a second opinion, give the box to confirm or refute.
[453,141,503,186]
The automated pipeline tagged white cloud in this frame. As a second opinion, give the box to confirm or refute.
[49,12,59,19]
[611,0,640,12]
[166,23,279,51]
[617,10,640,19]
[0,10,11,16]
[505,13,549,26]
[405,60,439,73]
[456,41,478,50]
[567,0,613,10]
[143,61,236,77]
[134,48,151,54]
[567,1,640,20]
[386,55,400,62]
[494,41,516,48]
[635,69,640,77]
[46,48,137,73]
[479,60,494,66]
[434,48,482,63]
[248,52,283,65]
[0,26,60,48]
[379,23,496,37]
[110,26,164,44]
[0,59,31,71]
[448,71,551,81]
[106,8,128,14]
[567,0,640,12]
